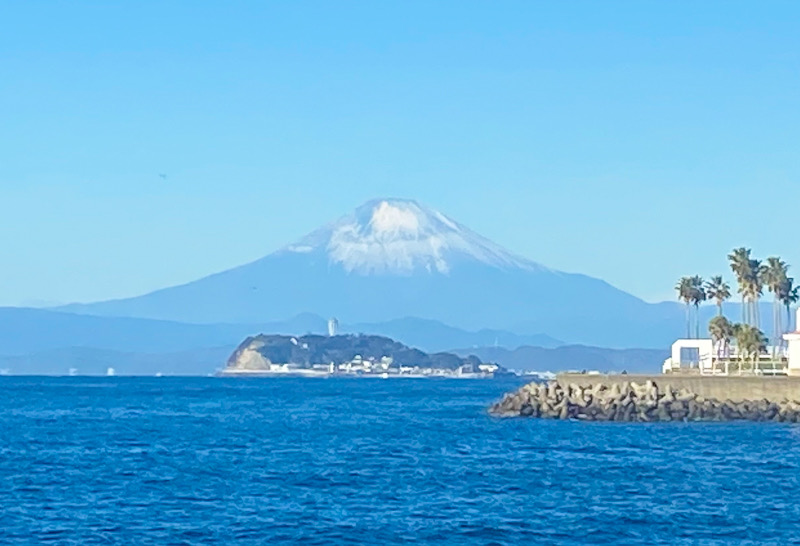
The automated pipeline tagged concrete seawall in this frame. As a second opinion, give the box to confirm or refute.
[557,374,800,403]
[490,374,800,422]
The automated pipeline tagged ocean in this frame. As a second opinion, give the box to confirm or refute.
[2,377,800,545]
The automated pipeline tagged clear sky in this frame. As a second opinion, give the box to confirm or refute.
[2,1,799,306]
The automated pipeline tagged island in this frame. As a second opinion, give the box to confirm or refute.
[218,333,507,378]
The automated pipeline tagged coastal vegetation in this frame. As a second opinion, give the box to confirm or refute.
[676,247,799,364]
[675,275,706,338]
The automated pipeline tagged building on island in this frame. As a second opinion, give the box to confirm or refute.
[327,317,339,337]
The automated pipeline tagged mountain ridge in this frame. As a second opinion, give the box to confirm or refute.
[450,345,668,374]
[0,307,560,358]
[53,198,698,347]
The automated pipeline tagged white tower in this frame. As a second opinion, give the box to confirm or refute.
[327,317,339,337]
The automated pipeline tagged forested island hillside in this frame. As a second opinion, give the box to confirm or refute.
[223,333,499,376]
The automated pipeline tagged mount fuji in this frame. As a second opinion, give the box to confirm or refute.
[58,198,682,347]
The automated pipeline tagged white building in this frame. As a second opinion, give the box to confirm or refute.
[664,315,797,376]
[662,339,714,374]
[327,317,339,337]
[783,308,800,376]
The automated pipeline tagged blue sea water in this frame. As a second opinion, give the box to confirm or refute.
[2,377,800,545]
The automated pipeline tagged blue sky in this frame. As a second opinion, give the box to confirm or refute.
[2,1,799,306]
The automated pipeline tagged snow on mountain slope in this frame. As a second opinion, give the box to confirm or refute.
[282,198,545,275]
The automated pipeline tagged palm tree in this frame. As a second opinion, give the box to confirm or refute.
[732,323,745,372]
[728,248,752,324]
[751,326,769,371]
[708,315,733,361]
[676,276,694,338]
[779,278,800,334]
[733,323,768,373]
[749,258,766,328]
[690,275,706,339]
[763,257,788,351]
[728,249,765,327]
[705,276,731,317]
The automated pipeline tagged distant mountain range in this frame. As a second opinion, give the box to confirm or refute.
[0,306,660,376]
[54,198,695,348]
[0,341,666,376]
[0,307,567,375]
[0,307,560,357]
[346,317,562,350]
[3,198,786,375]
[0,346,234,376]
[452,345,668,375]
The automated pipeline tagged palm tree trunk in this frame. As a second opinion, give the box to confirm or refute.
[695,304,700,339]
[756,298,761,329]
[773,300,778,357]
[746,296,752,326]
[754,298,759,327]
[742,295,746,324]
[685,303,690,338]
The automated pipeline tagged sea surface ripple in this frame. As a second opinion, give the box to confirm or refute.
[2,377,800,545]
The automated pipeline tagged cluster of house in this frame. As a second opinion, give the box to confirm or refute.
[231,354,501,378]
[331,355,501,377]
[336,355,394,374]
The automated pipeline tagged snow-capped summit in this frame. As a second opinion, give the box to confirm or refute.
[283,198,543,275]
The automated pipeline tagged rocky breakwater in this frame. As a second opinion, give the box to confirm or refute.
[489,379,800,422]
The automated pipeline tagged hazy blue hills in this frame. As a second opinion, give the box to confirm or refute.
[0,301,774,375]
[0,307,296,356]
[452,345,668,375]
[0,346,233,376]
[1,341,667,376]
[346,317,563,350]
[0,307,560,356]
[0,307,568,375]
[0,305,658,376]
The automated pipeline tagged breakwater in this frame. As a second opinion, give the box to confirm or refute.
[490,374,800,422]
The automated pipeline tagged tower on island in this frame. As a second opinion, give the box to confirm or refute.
[327,317,339,337]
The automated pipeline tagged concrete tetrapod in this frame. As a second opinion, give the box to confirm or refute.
[489,379,800,422]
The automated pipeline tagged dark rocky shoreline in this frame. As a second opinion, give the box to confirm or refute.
[489,379,800,422]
